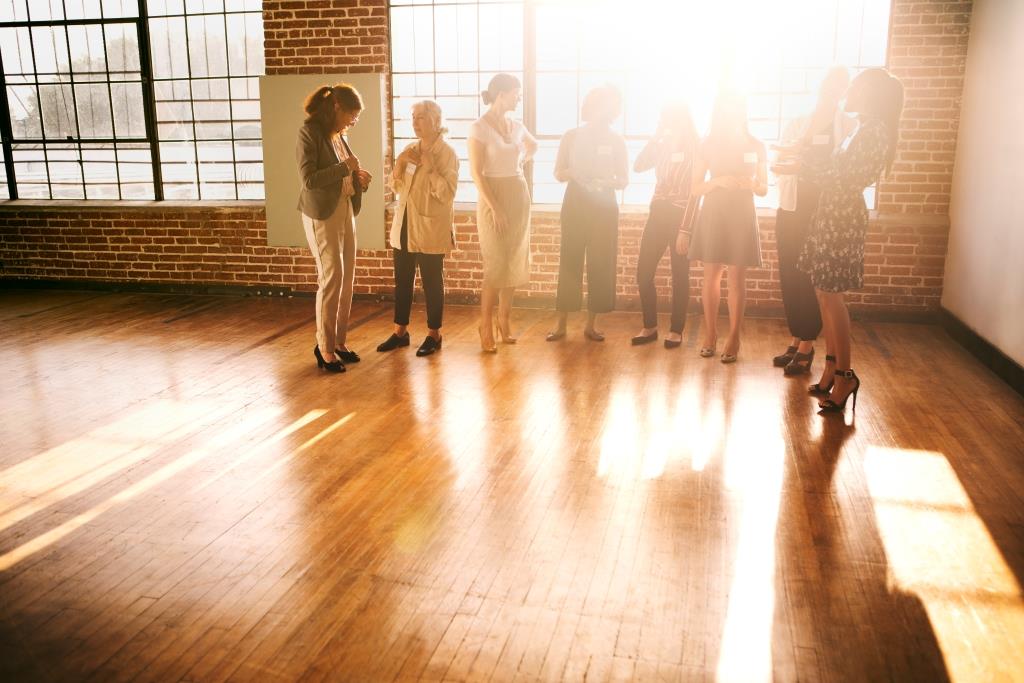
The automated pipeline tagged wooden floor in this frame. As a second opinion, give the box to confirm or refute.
[1,289,1022,683]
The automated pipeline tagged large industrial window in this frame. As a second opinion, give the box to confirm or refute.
[389,0,892,207]
[0,0,264,201]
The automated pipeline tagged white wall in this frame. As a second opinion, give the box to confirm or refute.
[944,0,1024,365]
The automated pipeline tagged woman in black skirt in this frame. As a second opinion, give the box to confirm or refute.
[631,103,699,349]
[685,92,767,363]
[772,66,851,375]
[547,86,629,342]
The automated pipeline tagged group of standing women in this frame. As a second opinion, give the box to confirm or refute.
[295,66,903,415]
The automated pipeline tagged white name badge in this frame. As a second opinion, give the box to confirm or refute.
[405,162,417,177]
[812,134,830,145]
[743,152,758,163]
[597,145,612,156]
[671,152,685,163]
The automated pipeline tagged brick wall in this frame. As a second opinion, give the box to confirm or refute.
[880,0,972,214]
[0,0,969,317]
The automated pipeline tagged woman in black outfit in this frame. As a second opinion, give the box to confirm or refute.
[772,66,851,375]
[631,103,699,349]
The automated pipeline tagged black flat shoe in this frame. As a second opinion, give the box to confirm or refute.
[631,331,658,346]
[784,348,815,376]
[336,348,361,363]
[416,335,442,357]
[314,345,345,373]
[664,335,682,349]
[773,345,798,367]
[376,333,409,353]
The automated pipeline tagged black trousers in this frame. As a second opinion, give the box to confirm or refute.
[776,183,822,341]
[555,182,619,314]
[636,199,691,333]
[393,215,445,330]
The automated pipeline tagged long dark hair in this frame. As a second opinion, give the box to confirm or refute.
[706,91,751,148]
[303,83,363,131]
[852,68,904,176]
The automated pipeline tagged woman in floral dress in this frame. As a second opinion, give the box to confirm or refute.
[776,67,904,413]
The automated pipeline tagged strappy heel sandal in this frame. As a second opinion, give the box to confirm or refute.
[819,369,860,414]
[784,348,815,376]
[808,354,835,395]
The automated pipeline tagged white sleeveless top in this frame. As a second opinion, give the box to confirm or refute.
[468,116,535,178]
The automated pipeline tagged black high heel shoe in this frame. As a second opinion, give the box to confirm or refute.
[784,348,814,376]
[819,369,860,413]
[808,354,836,395]
[314,345,345,373]
[335,348,361,363]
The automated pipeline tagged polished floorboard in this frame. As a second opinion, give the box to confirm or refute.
[1,289,1022,682]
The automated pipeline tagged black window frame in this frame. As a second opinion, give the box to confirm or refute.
[0,0,265,202]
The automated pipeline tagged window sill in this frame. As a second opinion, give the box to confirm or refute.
[0,199,265,212]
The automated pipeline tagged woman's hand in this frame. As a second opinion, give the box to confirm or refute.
[356,168,372,190]
[675,232,690,256]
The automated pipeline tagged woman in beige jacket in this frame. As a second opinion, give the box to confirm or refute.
[377,100,459,357]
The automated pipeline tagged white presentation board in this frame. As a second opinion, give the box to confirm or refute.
[260,73,387,249]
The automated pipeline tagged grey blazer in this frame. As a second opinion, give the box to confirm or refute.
[295,121,363,220]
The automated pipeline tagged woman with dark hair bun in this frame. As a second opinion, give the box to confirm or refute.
[546,85,628,342]
[296,83,372,373]
[467,73,537,352]
[775,67,904,413]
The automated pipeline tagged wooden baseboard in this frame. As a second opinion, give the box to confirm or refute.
[939,307,1024,397]
[0,277,939,324]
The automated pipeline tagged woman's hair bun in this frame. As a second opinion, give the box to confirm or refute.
[481,90,493,105]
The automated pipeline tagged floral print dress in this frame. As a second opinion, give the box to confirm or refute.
[797,119,890,292]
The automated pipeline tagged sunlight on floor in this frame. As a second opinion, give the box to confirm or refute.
[0,405,300,571]
[0,399,223,534]
[866,446,1024,682]
[715,398,786,683]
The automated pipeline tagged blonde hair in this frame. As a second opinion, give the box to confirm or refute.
[411,99,448,136]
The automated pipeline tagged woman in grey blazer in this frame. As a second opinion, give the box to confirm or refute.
[297,84,372,373]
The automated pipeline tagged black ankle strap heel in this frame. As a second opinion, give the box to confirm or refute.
[819,369,859,413]
[808,355,837,395]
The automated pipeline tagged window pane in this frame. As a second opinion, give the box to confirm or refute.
[0,1,29,22]
[74,83,114,138]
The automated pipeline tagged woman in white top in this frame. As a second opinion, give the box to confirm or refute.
[467,73,537,352]
[772,66,851,376]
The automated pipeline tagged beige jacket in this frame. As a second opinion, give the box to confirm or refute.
[390,139,459,254]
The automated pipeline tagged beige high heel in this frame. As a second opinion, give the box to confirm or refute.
[478,322,497,353]
[496,319,517,344]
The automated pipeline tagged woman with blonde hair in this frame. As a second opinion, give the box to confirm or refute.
[296,83,372,373]
[378,100,459,357]
[467,73,537,352]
